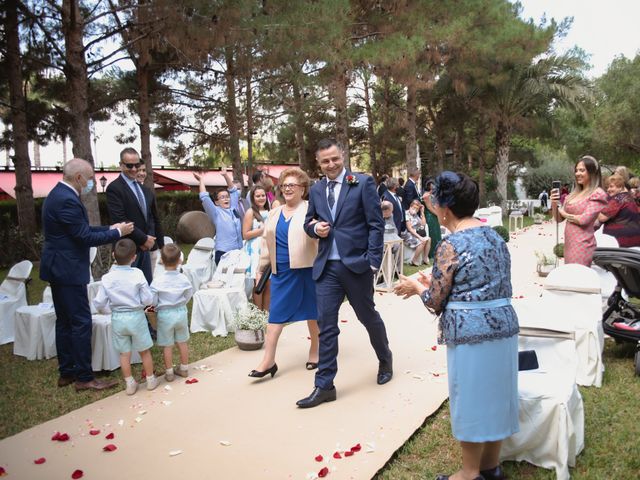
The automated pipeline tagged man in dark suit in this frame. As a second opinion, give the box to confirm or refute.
[297,138,393,409]
[106,147,164,283]
[383,177,407,235]
[402,167,421,210]
[41,158,133,391]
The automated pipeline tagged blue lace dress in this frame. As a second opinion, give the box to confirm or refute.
[421,226,520,442]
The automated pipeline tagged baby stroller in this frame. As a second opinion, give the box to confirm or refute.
[592,247,640,375]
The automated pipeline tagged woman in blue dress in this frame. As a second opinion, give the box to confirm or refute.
[394,172,519,480]
[249,167,320,378]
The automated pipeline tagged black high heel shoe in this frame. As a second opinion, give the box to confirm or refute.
[305,362,318,370]
[248,363,278,378]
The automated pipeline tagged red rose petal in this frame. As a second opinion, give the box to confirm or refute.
[0,467,6,476]
[350,443,362,452]
[51,431,61,441]
[71,470,84,479]
[431,346,437,351]
[318,466,329,478]
[103,444,117,452]
[34,457,46,465]
[314,454,323,462]
[105,432,115,440]
[333,451,342,459]
[185,378,199,384]
[57,433,70,442]
[344,450,354,457]
[89,429,100,436]
[340,319,348,323]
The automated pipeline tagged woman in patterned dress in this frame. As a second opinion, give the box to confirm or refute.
[394,171,519,480]
[551,155,607,266]
[242,185,270,309]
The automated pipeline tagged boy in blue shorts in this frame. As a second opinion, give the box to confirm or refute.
[150,244,194,381]
[94,239,158,395]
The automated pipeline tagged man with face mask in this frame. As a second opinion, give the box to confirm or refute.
[41,158,134,391]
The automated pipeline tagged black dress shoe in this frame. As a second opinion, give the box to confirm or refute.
[296,386,337,408]
[57,376,75,388]
[480,465,505,480]
[377,357,393,385]
[305,362,318,370]
[248,363,278,378]
[435,475,484,480]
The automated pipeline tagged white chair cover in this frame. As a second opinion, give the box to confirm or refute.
[0,260,33,344]
[89,247,97,283]
[88,281,105,315]
[592,231,619,301]
[543,264,605,387]
[13,287,57,360]
[182,237,215,290]
[501,328,584,480]
[474,206,503,227]
[91,314,141,371]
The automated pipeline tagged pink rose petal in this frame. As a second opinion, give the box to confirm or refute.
[89,429,100,436]
[350,443,362,452]
[71,470,84,479]
[185,378,199,384]
[105,432,115,440]
[344,450,354,457]
[314,454,323,462]
[333,451,342,459]
[34,457,46,465]
[318,466,329,477]
[103,444,117,452]
[431,346,437,351]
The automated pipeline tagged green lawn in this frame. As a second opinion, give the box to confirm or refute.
[2,241,640,479]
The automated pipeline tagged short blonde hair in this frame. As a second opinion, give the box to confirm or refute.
[629,177,640,189]
[608,174,626,190]
[278,167,310,197]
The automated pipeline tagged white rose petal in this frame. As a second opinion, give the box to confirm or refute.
[161,400,172,406]
[164,385,172,391]
[219,440,232,446]
[135,416,143,423]
[365,442,376,453]
[169,449,183,457]
[117,419,124,427]
[137,410,147,415]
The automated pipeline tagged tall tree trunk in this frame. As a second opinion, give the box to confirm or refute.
[494,119,511,211]
[405,82,417,172]
[291,76,309,173]
[224,46,242,182]
[467,152,473,171]
[331,65,350,169]
[245,72,253,184]
[62,136,68,163]
[6,0,37,251]
[362,69,377,177]
[379,74,391,175]
[62,0,100,224]
[33,143,41,167]
[435,133,445,173]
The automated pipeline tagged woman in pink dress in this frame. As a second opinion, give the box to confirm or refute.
[551,155,607,266]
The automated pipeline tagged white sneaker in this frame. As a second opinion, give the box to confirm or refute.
[125,380,138,396]
[165,370,175,382]
[146,375,159,391]
[175,367,188,378]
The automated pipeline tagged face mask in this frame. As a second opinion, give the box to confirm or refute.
[82,178,94,194]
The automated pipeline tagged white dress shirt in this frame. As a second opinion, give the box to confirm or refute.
[150,270,194,310]
[93,266,153,312]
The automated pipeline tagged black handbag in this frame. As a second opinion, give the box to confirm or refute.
[518,350,539,371]
[254,265,272,294]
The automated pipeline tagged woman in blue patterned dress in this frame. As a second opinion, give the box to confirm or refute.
[242,185,270,309]
[249,167,320,379]
[394,172,519,480]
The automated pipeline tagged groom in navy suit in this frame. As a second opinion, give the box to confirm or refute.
[297,138,393,408]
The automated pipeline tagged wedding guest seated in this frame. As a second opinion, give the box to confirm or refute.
[597,174,640,247]
[93,239,158,395]
[150,244,194,382]
[404,199,431,266]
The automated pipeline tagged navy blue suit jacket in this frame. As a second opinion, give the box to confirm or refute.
[304,172,384,280]
[40,183,120,286]
[402,178,420,210]
[382,190,406,234]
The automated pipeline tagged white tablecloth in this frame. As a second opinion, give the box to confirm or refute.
[13,304,57,360]
[190,287,248,337]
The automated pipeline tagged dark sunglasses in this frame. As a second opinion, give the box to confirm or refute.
[122,162,142,169]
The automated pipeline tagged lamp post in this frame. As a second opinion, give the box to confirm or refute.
[99,175,107,193]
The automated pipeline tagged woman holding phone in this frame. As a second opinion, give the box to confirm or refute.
[551,155,607,266]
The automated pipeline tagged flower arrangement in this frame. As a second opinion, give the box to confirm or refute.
[345,174,359,185]
[535,251,556,265]
[232,303,269,331]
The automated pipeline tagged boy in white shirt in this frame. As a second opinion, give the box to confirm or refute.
[94,239,158,395]
[150,244,194,381]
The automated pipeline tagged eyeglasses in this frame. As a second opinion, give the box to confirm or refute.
[122,162,141,169]
[281,183,301,190]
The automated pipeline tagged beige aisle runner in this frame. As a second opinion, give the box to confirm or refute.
[0,292,447,479]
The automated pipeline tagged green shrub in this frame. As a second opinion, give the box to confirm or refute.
[553,242,565,258]
[493,225,509,243]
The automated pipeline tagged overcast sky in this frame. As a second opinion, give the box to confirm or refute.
[20,1,640,168]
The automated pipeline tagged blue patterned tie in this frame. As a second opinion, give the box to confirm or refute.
[133,181,147,220]
[328,181,337,210]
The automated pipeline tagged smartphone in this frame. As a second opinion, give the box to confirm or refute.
[552,180,561,191]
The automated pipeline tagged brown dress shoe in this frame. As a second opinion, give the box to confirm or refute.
[75,378,118,392]
[57,376,75,388]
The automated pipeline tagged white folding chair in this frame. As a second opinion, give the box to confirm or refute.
[0,260,33,344]
[181,237,215,290]
[13,286,57,360]
[501,326,584,480]
[542,264,605,387]
[190,250,250,337]
[375,239,404,292]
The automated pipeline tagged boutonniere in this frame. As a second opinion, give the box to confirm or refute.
[345,175,359,186]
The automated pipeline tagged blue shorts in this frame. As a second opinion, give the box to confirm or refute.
[111,310,153,354]
[156,305,190,347]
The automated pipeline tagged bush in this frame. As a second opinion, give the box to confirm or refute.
[493,225,509,243]
[553,242,565,258]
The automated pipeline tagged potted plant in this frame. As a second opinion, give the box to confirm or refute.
[535,251,556,277]
[553,242,565,259]
[232,304,269,351]
[533,213,544,224]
